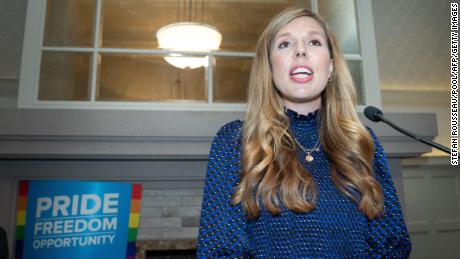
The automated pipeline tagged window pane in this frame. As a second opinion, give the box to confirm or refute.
[213,57,252,103]
[204,0,310,51]
[43,0,95,47]
[346,60,364,105]
[101,0,176,49]
[97,54,206,102]
[39,52,91,101]
[101,0,310,51]
[318,0,361,54]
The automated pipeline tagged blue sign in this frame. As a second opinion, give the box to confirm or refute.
[19,180,137,259]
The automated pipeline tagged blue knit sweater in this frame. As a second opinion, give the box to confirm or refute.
[197,109,411,258]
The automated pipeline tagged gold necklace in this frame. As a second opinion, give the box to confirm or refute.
[293,137,321,162]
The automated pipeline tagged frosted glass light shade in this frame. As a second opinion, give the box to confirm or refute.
[156,22,222,69]
[163,55,209,69]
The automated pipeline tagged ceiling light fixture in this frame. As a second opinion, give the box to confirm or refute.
[156,1,222,69]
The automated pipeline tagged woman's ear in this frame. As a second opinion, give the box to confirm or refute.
[328,59,334,79]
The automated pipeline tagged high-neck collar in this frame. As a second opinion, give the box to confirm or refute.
[284,107,321,123]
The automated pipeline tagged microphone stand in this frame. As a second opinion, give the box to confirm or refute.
[373,113,451,154]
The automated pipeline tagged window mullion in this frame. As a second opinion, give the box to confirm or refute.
[40,47,255,57]
[310,0,318,13]
[90,0,103,102]
[34,0,48,102]
[355,0,382,107]
[207,54,213,104]
[344,54,362,61]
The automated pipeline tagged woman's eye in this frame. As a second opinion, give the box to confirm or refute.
[309,39,322,46]
[278,41,291,49]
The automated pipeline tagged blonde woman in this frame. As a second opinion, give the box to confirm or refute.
[197,8,411,258]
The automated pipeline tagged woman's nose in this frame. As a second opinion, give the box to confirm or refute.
[295,50,308,58]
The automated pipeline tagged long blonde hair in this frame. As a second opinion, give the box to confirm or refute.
[232,8,384,220]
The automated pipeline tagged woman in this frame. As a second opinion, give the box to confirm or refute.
[197,8,411,258]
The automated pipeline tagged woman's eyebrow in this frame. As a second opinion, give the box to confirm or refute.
[308,31,327,39]
[274,32,292,40]
[275,31,326,40]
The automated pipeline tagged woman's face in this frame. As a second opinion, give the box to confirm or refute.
[270,16,333,112]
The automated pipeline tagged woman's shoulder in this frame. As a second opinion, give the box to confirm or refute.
[364,125,386,152]
[208,120,243,166]
[363,125,386,155]
[363,125,392,178]
[364,125,378,141]
[214,119,244,141]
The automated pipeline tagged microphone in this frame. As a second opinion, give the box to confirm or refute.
[364,106,451,154]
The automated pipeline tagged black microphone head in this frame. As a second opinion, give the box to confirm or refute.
[364,106,383,122]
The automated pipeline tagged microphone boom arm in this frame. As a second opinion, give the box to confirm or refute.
[375,114,451,154]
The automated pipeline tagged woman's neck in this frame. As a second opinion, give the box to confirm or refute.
[283,98,321,116]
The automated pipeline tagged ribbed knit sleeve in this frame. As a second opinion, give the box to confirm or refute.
[197,120,248,258]
[366,127,412,258]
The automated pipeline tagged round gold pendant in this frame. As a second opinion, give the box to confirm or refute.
[305,154,314,162]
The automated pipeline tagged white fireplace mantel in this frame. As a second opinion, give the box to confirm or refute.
[0,109,437,159]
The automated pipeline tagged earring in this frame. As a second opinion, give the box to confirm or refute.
[328,70,335,82]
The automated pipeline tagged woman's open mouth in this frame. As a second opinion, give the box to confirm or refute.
[289,66,313,83]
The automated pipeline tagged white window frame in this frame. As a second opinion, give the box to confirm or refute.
[18,0,381,111]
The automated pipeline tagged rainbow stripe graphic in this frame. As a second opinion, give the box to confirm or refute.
[126,184,142,259]
[15,181,28,259]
